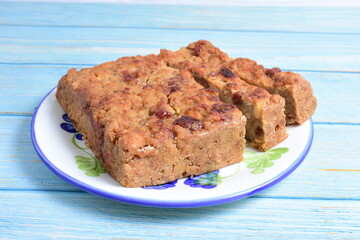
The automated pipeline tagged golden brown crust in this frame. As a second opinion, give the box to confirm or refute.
[228,58,317,124]
[160,41,288,151]
[56,54,246,187]
[56,40,316,187]
[172,40,317,125]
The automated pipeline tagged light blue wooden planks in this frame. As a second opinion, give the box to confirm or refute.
[1,25,360,71]
[0,2,360,34]
[0,116,78,192]
[0,65,69,114]
[0,2,360,239]
[1,65,359,123]
[0,191,359,239]
[1,116,359,200]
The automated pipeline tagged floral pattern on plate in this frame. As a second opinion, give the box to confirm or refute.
[184,170,222,189]
[59,114,290,186]
[33,89,312,207]
[142,180,178,190]
[244,148,289,174]
[60,114,106,177]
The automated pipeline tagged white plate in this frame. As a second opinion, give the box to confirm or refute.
[31,87,314,208]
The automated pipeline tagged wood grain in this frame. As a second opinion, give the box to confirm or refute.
[0,25,360,71]
[1,191,359,239]
[0,2,359,239]
[0,2,360,33]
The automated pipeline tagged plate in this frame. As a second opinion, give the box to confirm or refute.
[31,87,314,208]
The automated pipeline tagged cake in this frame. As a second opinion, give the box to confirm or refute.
[56,40,317,188]
[225,58,317,124]
[179,40,317,125]
[159,42,288,151]
[56,54,246,187]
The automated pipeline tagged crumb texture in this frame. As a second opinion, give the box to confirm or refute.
[57,40,316,187]
[56,54,246,188]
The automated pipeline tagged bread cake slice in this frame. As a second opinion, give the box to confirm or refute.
[56,54,246,187]
[225,58,317,124]
[183,40,317,125]
[160,44,288,151]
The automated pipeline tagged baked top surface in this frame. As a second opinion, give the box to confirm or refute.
[59,54,245,156]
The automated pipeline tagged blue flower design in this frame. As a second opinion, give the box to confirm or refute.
[142,180,178,190]
[184,170,222,189]
[60,114,83,140]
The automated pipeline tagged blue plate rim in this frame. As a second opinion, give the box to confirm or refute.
[31,87,314,208]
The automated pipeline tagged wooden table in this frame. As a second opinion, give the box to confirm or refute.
[1,2,359,239]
